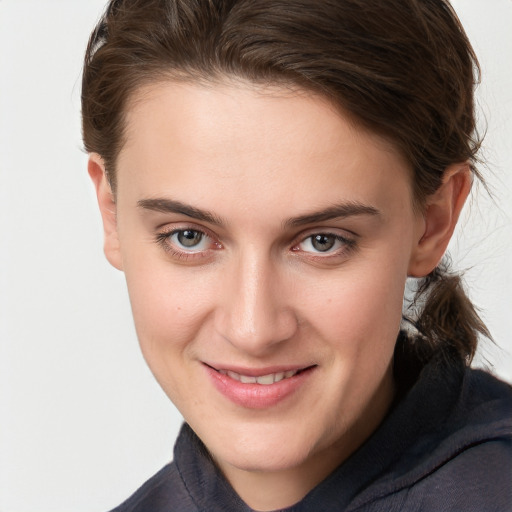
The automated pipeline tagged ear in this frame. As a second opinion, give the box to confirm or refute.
[88,154,123,271]
[408,164,472,277]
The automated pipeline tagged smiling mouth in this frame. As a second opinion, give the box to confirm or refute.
[205,364,317,408]
[208,365,315,385]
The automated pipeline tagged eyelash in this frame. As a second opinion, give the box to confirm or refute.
[154,228,357,261]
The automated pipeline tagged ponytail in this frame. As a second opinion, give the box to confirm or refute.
[398,257,491,381]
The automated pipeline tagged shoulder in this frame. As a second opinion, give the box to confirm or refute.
[407,369,512,510]
[463,366,512,401]
[348,367,512,512]
[352,439,512,512]
[407,437,512,511]
[108,462,199,512]
[412,369,511,510]
[454,368,512,440]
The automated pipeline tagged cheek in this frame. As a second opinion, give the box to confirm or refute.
[305,256,408,357]
[122,258,214,359]
[122,263,219,411]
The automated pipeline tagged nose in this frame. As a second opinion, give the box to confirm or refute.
[215,249,298,356]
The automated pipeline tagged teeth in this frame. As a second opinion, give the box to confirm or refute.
[227,370,240,381]
[256,374,275,385]
[219,369,300,384]
[240,375,257,384]
[274,372,285,382]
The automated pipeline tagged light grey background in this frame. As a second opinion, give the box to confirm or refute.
[0,1,511,511]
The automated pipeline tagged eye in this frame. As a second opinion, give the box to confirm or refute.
[168,229,211,252]
[297,233,355,254]
[154,226,223,262]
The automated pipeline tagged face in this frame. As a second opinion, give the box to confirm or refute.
[95,81,428,491]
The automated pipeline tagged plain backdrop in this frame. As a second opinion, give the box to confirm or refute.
[0,1,511,511]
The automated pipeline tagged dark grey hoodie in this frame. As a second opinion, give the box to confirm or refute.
[110,357,512,511]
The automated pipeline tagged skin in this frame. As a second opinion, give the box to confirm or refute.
[89,80,471,511]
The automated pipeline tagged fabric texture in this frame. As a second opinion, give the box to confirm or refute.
[109,358,512,512]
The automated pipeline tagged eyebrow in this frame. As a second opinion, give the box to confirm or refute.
[137,197,380,228]
[284,202,380,228]
[137,198,225,226]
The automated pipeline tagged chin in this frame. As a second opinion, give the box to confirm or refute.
[201,419,322,473]
[222,445,311,474]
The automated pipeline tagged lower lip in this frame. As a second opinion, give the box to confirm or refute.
[205,365,315,409]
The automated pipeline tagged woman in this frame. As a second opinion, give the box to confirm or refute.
[82,0,512,510]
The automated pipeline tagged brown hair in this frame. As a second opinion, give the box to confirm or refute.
[82,0,490,373]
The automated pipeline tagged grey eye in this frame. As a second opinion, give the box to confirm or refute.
[174,230,205,249]
[311,234,336,252]
[177,230,203,247]
[298,233,350,255]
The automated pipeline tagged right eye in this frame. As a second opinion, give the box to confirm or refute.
[154,226,223,262]
[165,229,211,252]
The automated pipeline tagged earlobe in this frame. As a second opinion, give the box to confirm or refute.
[408,164,472,277]
[88,154,123,271]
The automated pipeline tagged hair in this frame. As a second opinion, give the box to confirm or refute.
[82,0,490,376]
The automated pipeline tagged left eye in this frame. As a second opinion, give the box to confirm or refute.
[169,230,210,251]
[299,234,345,253]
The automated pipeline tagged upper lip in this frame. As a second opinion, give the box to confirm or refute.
[204,363,316,377]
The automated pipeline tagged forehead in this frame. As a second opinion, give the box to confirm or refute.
[117,80,413,217]
[124,78,396,152]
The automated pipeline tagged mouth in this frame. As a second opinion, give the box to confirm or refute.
[215,367,309,385]
[204,363,317,409]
